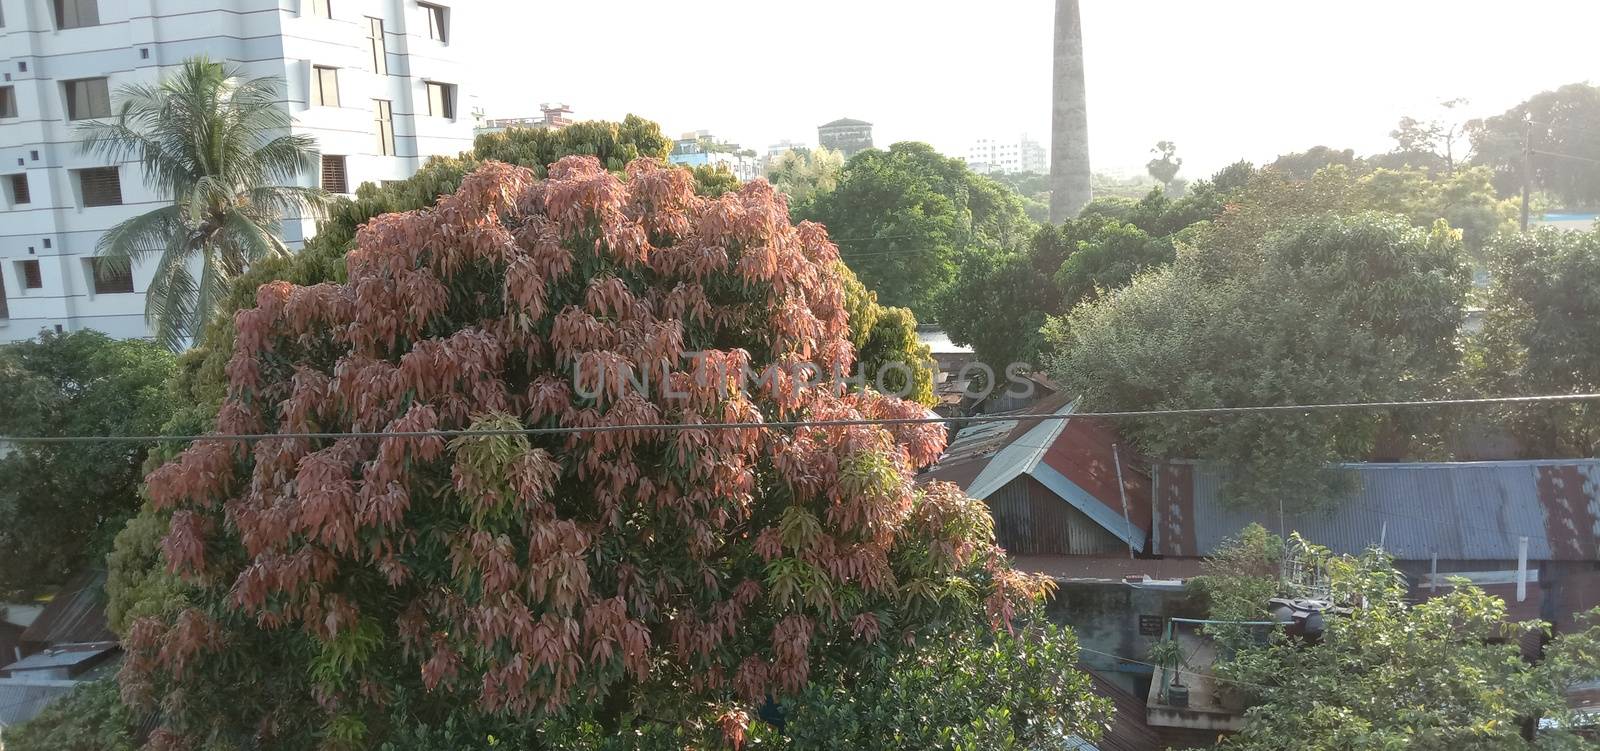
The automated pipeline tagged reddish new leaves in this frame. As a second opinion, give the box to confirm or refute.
[127,158,1046,741]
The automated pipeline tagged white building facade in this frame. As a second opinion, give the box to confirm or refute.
[965,135,1046,175]
[0,0,474,342]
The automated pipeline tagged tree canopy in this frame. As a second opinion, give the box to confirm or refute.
[1468,227,1600,457]
[935,163,1251,368]
[797,142,1032,318]
[1201,527,1600,750]
[115,159,1055,748]
[766,147,845,205]
[1468,82,1600,208]
[170,117,933,435]
[1047,210,1470,509]
[0,331,175,597]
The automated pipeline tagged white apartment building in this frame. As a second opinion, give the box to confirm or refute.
[965,134,1046,175]
[0,0,474,342]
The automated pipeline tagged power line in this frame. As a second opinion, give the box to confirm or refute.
[0,393,1594,446]
[1531,148,1600,166]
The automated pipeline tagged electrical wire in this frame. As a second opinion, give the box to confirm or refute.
[1076,645,1281,693]
[0,393,1594,446]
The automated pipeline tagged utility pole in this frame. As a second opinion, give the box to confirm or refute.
[1520,118,1532,232]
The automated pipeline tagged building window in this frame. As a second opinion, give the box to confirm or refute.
[0,270,8,319]
[20,260,42,289]
[90,258,134,294]
[0,86,16,118]
[77,166,122,206]
[321,155,348,193]
[6,173,29,204]
[311,66,340,107]
[420,3,447,42]
[65,78,111,121]
[373,100,395,156]
[309,0,331,18]
[425,82,455,119]
[367,17,387,74]
[53,0,99,29]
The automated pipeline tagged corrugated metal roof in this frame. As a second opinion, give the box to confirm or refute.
[20,570,115,646]
[1,643,116,674]
[1155,459,1600,561]
[0,680,77,727]
[1084,670,1162,751]
[921,395,1151,551]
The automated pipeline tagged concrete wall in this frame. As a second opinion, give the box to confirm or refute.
[1045,579,1206,696]
[0,0,474,342]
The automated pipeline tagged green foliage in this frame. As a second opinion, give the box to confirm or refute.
[798,142,1032,317]
[104,506,186,635]
[1467,227,1600,456]
[781,623,1112,751]
[472,114,672,175]
[835,263,936,407]
[1048,211,1470,509]
[1054,221,1174,307]
[1191,524,1285,650]
[1468,82,1600,207]
[937,163,1249,368]
[77,57,330,350]
[1360,165,1516,259]
[0,331,175,597]
[2,680,138,751]
[767,147,844,205]
[1211,539,1600,750]
[1269,145,1359,180]
[689,164,742,197]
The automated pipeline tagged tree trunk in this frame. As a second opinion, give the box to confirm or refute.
[1049,0,1092,223]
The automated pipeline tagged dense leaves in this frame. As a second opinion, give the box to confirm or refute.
[798,142,1032,317]
[936,165,1246,368]
[119,159,1051,747]
[1468,83,1600,208]
[0,331,175,597]
[165,117,932,439]
[1048,210,1470,509]
[1467,227,1600,457]
[782,624,1111,750]
[1202,531,1600,750]
[3,680,138,751]
[766,147,844,205]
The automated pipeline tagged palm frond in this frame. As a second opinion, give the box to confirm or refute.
[142,236,200,352]
[73,56,325,350]
[95,206,186,265]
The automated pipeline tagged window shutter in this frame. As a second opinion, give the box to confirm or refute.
[8,174,28,204]
[21,260,43,289]
[321,155,348,193]
[90,258,134,294]
[79,167,122,206]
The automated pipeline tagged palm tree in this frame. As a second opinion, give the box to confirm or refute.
[1049,0,1092,222]
[79,57,328,350]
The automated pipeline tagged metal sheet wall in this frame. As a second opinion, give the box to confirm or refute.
[987,476,1125,555]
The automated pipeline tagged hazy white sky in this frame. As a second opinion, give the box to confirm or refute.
[464,1,1598,177]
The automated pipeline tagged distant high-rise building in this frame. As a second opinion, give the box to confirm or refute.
[966,135,1047,175]
[817,118,873,157]
[0,0,474,342]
